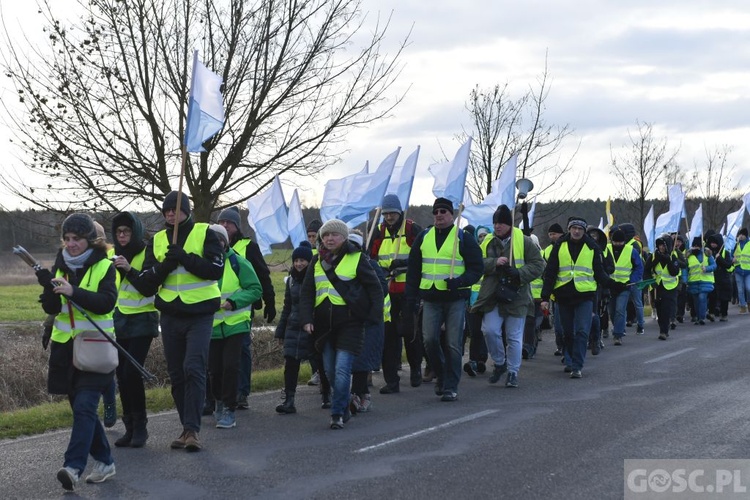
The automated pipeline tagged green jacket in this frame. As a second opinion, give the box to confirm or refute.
[211,248,263,339]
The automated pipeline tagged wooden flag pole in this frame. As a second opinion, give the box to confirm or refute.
[365,207,383,252]
[449,204,465,278]
[172,144,189,245]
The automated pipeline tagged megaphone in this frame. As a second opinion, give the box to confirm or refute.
[516,178,534,199]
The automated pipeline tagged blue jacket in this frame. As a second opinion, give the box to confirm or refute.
[683,252,716,293]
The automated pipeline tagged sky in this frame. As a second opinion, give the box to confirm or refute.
[2,0,750,210]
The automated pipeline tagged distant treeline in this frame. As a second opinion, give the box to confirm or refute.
[2,197,741,253]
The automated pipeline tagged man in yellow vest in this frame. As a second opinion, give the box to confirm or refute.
[369,193,424,393]
[608,229,643,345]
[138,191,224,451]
[217,206,276,410]
[541,216,615,378]
[645,234,681,340]
[405,197,483,401]
[472,205,544,388]
[732,228,750,314]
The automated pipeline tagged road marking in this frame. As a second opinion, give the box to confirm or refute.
[644,347,695,364]
[354,409,498,453]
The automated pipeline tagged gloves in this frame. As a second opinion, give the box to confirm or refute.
[165,244,188,265]
[41,324,52,350]
[264,301,277,322]
[253,299,263,311]
[444,277,463,291]
[35,268,53,288]
[504,266,520,280]
[389,259,408,271]
[609,280,627,294]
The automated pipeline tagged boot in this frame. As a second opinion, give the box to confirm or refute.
[129,412,149,448]
[114,414,133,447]
[276,392,296,414]
[321,390,332,409]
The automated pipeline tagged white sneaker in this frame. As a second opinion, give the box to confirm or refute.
[307,372,320,386]
[57,466,79,491]
[85,460,116,484]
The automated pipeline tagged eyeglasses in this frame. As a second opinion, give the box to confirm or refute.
[433,209,450,215]
[115,228,132,235]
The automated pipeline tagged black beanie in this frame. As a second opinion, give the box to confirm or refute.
[292,241,313,262]
[548,223,564,234]
[62,213,97,242]
[218,206,242,230]
[492,205,513,225]
[162,191,191,216]
[611,229,626,243]
[306,219,322,233]
[739,228,748,238]
[691,236,703,248]
[432,197,454,214]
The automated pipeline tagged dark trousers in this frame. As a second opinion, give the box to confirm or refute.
[464,309,488,362]
[161,313,213,433]
[382,294,422,385]
[283,357,302,393]
[351,371,369,396]
[208,333,244,410]
[655,288,677,334]
[115,336,153,415]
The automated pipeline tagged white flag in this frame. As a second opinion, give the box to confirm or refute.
[320,162,368,222]
[688,203,703,245]
[287,189,307,249]
[644,205,655,252]
[246,176,288,255]
[385,146,419,211]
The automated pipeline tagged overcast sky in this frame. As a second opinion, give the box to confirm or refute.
[2,0,749,210]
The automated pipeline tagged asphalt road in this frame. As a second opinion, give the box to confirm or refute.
[2,313,750,499]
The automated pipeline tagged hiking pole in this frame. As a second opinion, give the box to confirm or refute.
[12,245,158,382]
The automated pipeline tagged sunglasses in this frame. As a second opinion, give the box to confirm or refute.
[433,209,450,215]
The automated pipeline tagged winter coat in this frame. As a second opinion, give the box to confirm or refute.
[708,234,733,301]
[275,269,313,360]
[684,251,716,294]
[211,248,263,339]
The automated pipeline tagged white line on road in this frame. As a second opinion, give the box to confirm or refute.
[354,409,498,453]
[644,347,696,364]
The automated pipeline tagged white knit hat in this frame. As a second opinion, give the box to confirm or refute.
[319,219,349,238]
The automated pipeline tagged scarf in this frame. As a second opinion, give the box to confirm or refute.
[62,248,94,272]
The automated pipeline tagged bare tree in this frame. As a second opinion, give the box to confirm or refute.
[1,0,408,220]
[610,120,680,231]
[691,144,741,230]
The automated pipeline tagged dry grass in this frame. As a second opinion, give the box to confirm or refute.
[0,252,57,286]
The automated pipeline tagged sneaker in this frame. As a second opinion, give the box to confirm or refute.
[358,394,372,413]
[170,430,187,449]
[410,370,422,387]
[85,460,116,484]
[626,321,632,327]
[349,394,361,414]
[330,415,344,429]
[699,320,706,325]
[307,372,320,386]
[103,403,117,428]
[202,401,214,416]
[570,369,582,379]
[636,326,644,335]
[57,466,79,491]
[677,316,684,323]
[591,343,600,355]
[213,402,225,423]
[184,430,201,452]
[563,365,572,373]
[463,361,478,377]
[553,348,563,356]
[720,315,728,322]
[476,362,487,374]
[216,409,236,429]
[379,383,400,394]
[422,368,435,383]
[670,322,676,330]
[505,372,518,388]
[440,391,458,402]
[658,333,667,340]
[706,314,715,322]
[614,338,622,346]
[236,394,249,410]
[602,328,609,338]
[740,306,748,314]
[488,363,507,384]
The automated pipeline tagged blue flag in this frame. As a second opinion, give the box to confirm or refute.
[184,51,225,152]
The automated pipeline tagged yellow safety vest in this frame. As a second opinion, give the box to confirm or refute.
[419,226,467,291]
[654,262,678,290]
[51,258,115,343]
[736,242,750,270]
[720,248,735,273]
[687,254,715,284]
[610,242,634,283]
[555,242,596,292]
[377,222,411,284]
[116,249,157,314]
[314,252,362,307]
[481,228,526,267]
[213,252,253,327]
[153,223,221,304]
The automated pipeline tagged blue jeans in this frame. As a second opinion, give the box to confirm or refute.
[557,299,593,371]
[321,342,355,417]
[736,273,750,307]
[692,291,709,320]
[553,301,564,349]
[65,388,114,474]
[237,332,252,397]
[481,308,525,374]
[629,284,645,328]
[422,299,466,393]
[609,289,630,338]
[161,313,213,433]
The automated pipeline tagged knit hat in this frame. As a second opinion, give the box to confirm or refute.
[319,219,349,238]
[217,206,242,230]
[476,225,491,239]
[306,219,322,234]
[291,241,313,262]
[691,236,703,248]
[493,205,513,225]
[739,228,749,238]
[432,197,454,214]
[530,233,541,250]
[463,224,476,236]
[381,194,403,214]
[567,216,587,231]
[611,229,626,243]
[162,191,191,216]
[208,224,229,247]
[62,213,97,242]
[548,223,564,234]
[93,221,106,241]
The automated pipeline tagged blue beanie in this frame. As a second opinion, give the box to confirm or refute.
[292,241,313,262]
[381,194,403,214]
[218,206,242,230]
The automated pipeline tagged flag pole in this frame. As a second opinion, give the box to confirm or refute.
[449,204,465,278]
[365,207,382,252]
[172,146,189,244]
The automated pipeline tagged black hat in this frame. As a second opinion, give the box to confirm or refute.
[492,205,513,225]
[432,197,454,214]
[162,191,191,216]
[218,206,242,230]
[548,223,564,234]
[567,216,587,231]
[611,229,626,243]
[292,241,313,262]
[62,213,97,242]
[691,236,703,248]
[463,224,476,236]
[739,228,748,238]
[306,219,322,234]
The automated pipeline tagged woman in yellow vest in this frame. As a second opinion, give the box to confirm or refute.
[645,234,681,340]
[299,219,383,429]
[684,237,716,325]
[37,213,118,491]
[707,233,734,321]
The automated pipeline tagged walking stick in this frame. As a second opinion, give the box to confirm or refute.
[12,245,157,382]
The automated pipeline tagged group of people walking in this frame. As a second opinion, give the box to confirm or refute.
[34,191,747,491]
